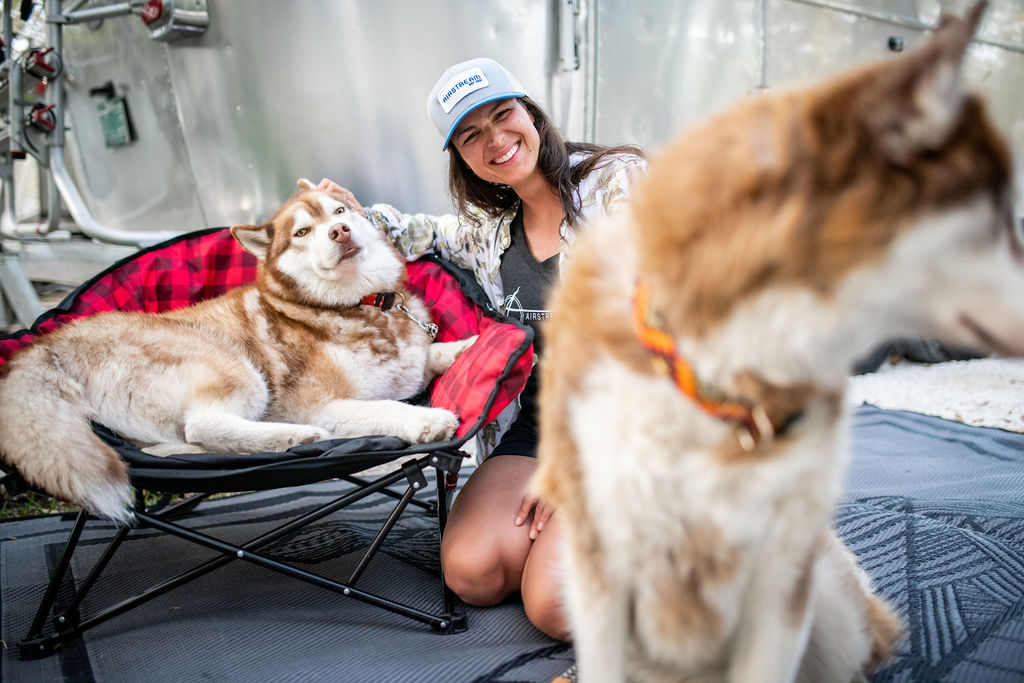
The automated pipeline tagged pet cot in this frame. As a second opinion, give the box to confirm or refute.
[0,227,533,660]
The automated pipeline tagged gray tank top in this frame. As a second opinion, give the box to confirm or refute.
[499,207,558,354]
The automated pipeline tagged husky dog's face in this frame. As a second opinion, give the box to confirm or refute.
[231,180,405,307]
[854,181,1023,357]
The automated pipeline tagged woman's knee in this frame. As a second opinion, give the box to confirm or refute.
[441,538,513,606]
[522,580,571,641]
[440,455,537,606]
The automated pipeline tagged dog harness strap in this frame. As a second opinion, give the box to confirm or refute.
[633,280,773,449]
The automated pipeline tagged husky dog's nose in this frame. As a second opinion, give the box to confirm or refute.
[329,223,351,243]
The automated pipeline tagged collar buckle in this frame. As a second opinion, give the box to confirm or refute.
[735,405,775,451]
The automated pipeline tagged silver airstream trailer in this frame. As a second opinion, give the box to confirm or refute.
[1,1,1022,325]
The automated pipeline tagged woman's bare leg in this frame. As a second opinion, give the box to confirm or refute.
[522,513,571,640]
[440,454,570,639]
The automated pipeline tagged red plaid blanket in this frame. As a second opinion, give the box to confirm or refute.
[0,228,532,439]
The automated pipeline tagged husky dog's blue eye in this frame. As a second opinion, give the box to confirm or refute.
[295,227,311,237]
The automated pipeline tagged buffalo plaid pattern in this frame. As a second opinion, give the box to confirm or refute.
[0,228,532,439]
[405,260,533,437]
[0,228,254,366]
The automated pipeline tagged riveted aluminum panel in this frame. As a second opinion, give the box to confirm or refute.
[57,0,1024,234]
[60,0,553,229]
[588,0,1024,209]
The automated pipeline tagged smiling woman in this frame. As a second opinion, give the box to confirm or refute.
[317,56,646,642]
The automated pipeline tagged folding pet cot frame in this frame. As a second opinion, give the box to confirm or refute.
[0,227,534,660]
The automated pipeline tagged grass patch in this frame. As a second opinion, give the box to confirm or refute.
[0,489,248,522]
[0,491,80,520]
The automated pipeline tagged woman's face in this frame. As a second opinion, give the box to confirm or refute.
[451,98,541,190]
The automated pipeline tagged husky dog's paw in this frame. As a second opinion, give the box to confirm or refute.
[427,335,480,377]
[405,408,460,443]
[293,426,332,446]
[271,425,331,451]
[454,334,479,357]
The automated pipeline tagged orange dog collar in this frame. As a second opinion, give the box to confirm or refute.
[632,280,774,450]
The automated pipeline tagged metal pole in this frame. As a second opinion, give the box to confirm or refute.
[58,2,138,25]
[42,0,182,246]
[758,0,770,90]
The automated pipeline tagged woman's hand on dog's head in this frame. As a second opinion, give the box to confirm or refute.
[317,178,367,217]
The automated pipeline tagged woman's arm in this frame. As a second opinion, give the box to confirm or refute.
[595,154,648,218]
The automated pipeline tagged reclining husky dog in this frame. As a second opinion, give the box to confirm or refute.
[536,3,1024,682]
[0,179,476,525]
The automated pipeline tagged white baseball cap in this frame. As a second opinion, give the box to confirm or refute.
[427,57,528,151]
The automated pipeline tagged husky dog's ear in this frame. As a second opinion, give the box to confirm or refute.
[297,178,316,191]
[863,0,986,163]
[231,223,273,260]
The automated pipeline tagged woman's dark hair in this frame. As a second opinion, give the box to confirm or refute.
[446,96,643,226]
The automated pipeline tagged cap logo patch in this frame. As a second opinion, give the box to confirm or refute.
[438,67,489,114]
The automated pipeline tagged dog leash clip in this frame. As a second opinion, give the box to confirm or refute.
[407,313,440,341]
[393,295,439,340]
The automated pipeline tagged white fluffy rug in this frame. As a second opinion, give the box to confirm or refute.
[848,358,1024,433]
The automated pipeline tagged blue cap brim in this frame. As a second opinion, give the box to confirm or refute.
[441,92,526,151]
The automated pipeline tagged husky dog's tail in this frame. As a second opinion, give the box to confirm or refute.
[0,345,134,525]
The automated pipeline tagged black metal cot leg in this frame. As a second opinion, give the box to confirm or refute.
[55,490,202,632]
[138,513,455,630]
[340,473,438,513]
[20,510,89,658]
[433,450,467,632]
[57,523,131,630]
[348,460,426,585]
[60,469,419,640]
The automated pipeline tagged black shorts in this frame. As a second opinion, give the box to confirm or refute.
[488,372,539,459]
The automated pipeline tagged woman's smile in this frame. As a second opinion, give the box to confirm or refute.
[493,142,520,165]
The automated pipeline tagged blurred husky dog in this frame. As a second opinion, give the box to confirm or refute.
[0,179,475,524]
[536,4,1021,681]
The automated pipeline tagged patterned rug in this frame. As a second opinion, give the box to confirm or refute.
[3,406,1023,682]
[840,407,1024,682]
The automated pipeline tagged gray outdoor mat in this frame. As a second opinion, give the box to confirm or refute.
[1,474,572,682]
[3,405,1024,681]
